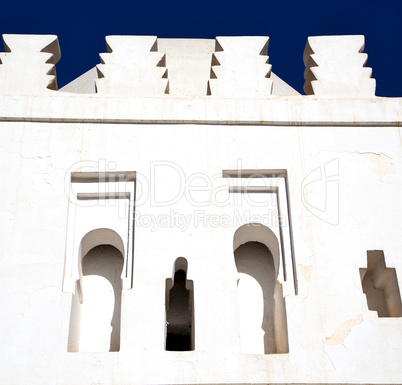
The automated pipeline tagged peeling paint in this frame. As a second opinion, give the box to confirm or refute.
[325,315,363,345]
[299,265,313,282]
[365,152,392,180]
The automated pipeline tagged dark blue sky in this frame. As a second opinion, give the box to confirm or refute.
[1,0,401,96]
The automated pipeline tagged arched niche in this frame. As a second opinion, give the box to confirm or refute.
[165,257,194,351]
[68,228,124,352]
[234,223,289,354]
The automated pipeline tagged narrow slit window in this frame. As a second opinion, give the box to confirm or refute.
[165,258,194,351]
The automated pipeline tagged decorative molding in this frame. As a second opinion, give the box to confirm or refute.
[303,35,376,97]
[208,36,273,98]
[0,34,60,94]
[96,36,169,96]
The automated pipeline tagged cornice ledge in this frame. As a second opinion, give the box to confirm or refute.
[0,94,401,126]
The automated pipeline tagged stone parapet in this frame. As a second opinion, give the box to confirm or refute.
[303,35,376,97]
[0,34,60,94]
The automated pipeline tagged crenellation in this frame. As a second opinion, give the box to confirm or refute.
[0,34,60,94]
[207,36,273,98]
[303,35,376,97]
[95,35,169,96]
[0,34,384,99]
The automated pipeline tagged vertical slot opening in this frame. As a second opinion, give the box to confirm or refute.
[165,258,194,351]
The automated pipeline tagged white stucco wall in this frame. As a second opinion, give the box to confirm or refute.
[1,119,402,384]
[0,34,401,385]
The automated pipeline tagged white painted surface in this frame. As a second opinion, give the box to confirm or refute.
[0,34,60,93]
[208,36,273,97]
[96,36,168,96]
[0,34,401,385]
[304,35,376,97]
[1,121,401,384]
[157,38,214,97]
[60,67,98,94]
[60,37,298,97]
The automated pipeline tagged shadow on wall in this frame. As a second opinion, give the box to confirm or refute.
[68,229,124,352]
[234,223,289,354]
[360,250,402,318]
